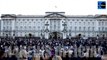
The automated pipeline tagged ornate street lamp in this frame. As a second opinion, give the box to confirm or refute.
[62,22,68,39]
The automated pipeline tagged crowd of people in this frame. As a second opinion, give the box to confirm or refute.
[0,36,107,60]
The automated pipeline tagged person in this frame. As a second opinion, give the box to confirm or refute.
[52,54,62,60]
[0,50,5,60]
[19,46,28,60]
[83,50,89,60]
[42,51,50,60]
[14,46,19,59]
[68,48,73,59]
[33,52,40,60]
[10,45,17,60]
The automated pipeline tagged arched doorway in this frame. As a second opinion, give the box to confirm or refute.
[49,32,62,39]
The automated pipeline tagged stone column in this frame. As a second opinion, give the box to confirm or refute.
[95,20,99,37]
[45,32,49,39]
[44,21,49,39]
[11,20,15,36]
[63,32,66,39]
[1,20,3,36]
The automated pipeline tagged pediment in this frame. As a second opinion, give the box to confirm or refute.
[44,13,66,18]
[96,15,107,18]
[1,14,16,18]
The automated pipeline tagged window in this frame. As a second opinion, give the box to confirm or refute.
[92,22,94,25]
[7,26,8,30]
[70,26,72,29]
[68,19,70,21]
[62,21,63,23]
[99,27,100,31]
[84,22,85,25]
[24,26,26,28]
[92,27,94,31]
[88,22,90,24]
[106,22,107,25]
[88,27,90,31]
[16,26,18,28]
[18,19,20,21]
[75,27,77,30]
[84,27,85,31]
[86,20,88,21]
[20,26,22,28]
[29,26,31,28]
[105,27,107,31]
[79,27,81,31]
[102,27,104,31]
[3,27,5,30]
[10,27,12,30]
[38,26,40,30]
[4,22,5,25]
[23,19,25,21]
[58,26,60,28]
[90,20,92,21]
[102,22,104,25]
[99,22,101,25]
[41,19,42,21]
[32,19,34,21]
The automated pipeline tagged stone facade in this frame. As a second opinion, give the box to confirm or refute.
[0,12,107,39]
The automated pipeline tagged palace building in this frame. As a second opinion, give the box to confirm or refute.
[0,12,107,39]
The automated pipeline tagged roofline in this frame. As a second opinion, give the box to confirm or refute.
[45,12,65,13]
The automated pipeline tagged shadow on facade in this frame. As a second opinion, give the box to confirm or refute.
[49,32,63,39]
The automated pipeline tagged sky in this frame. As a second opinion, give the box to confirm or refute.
[0,0,107,16]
